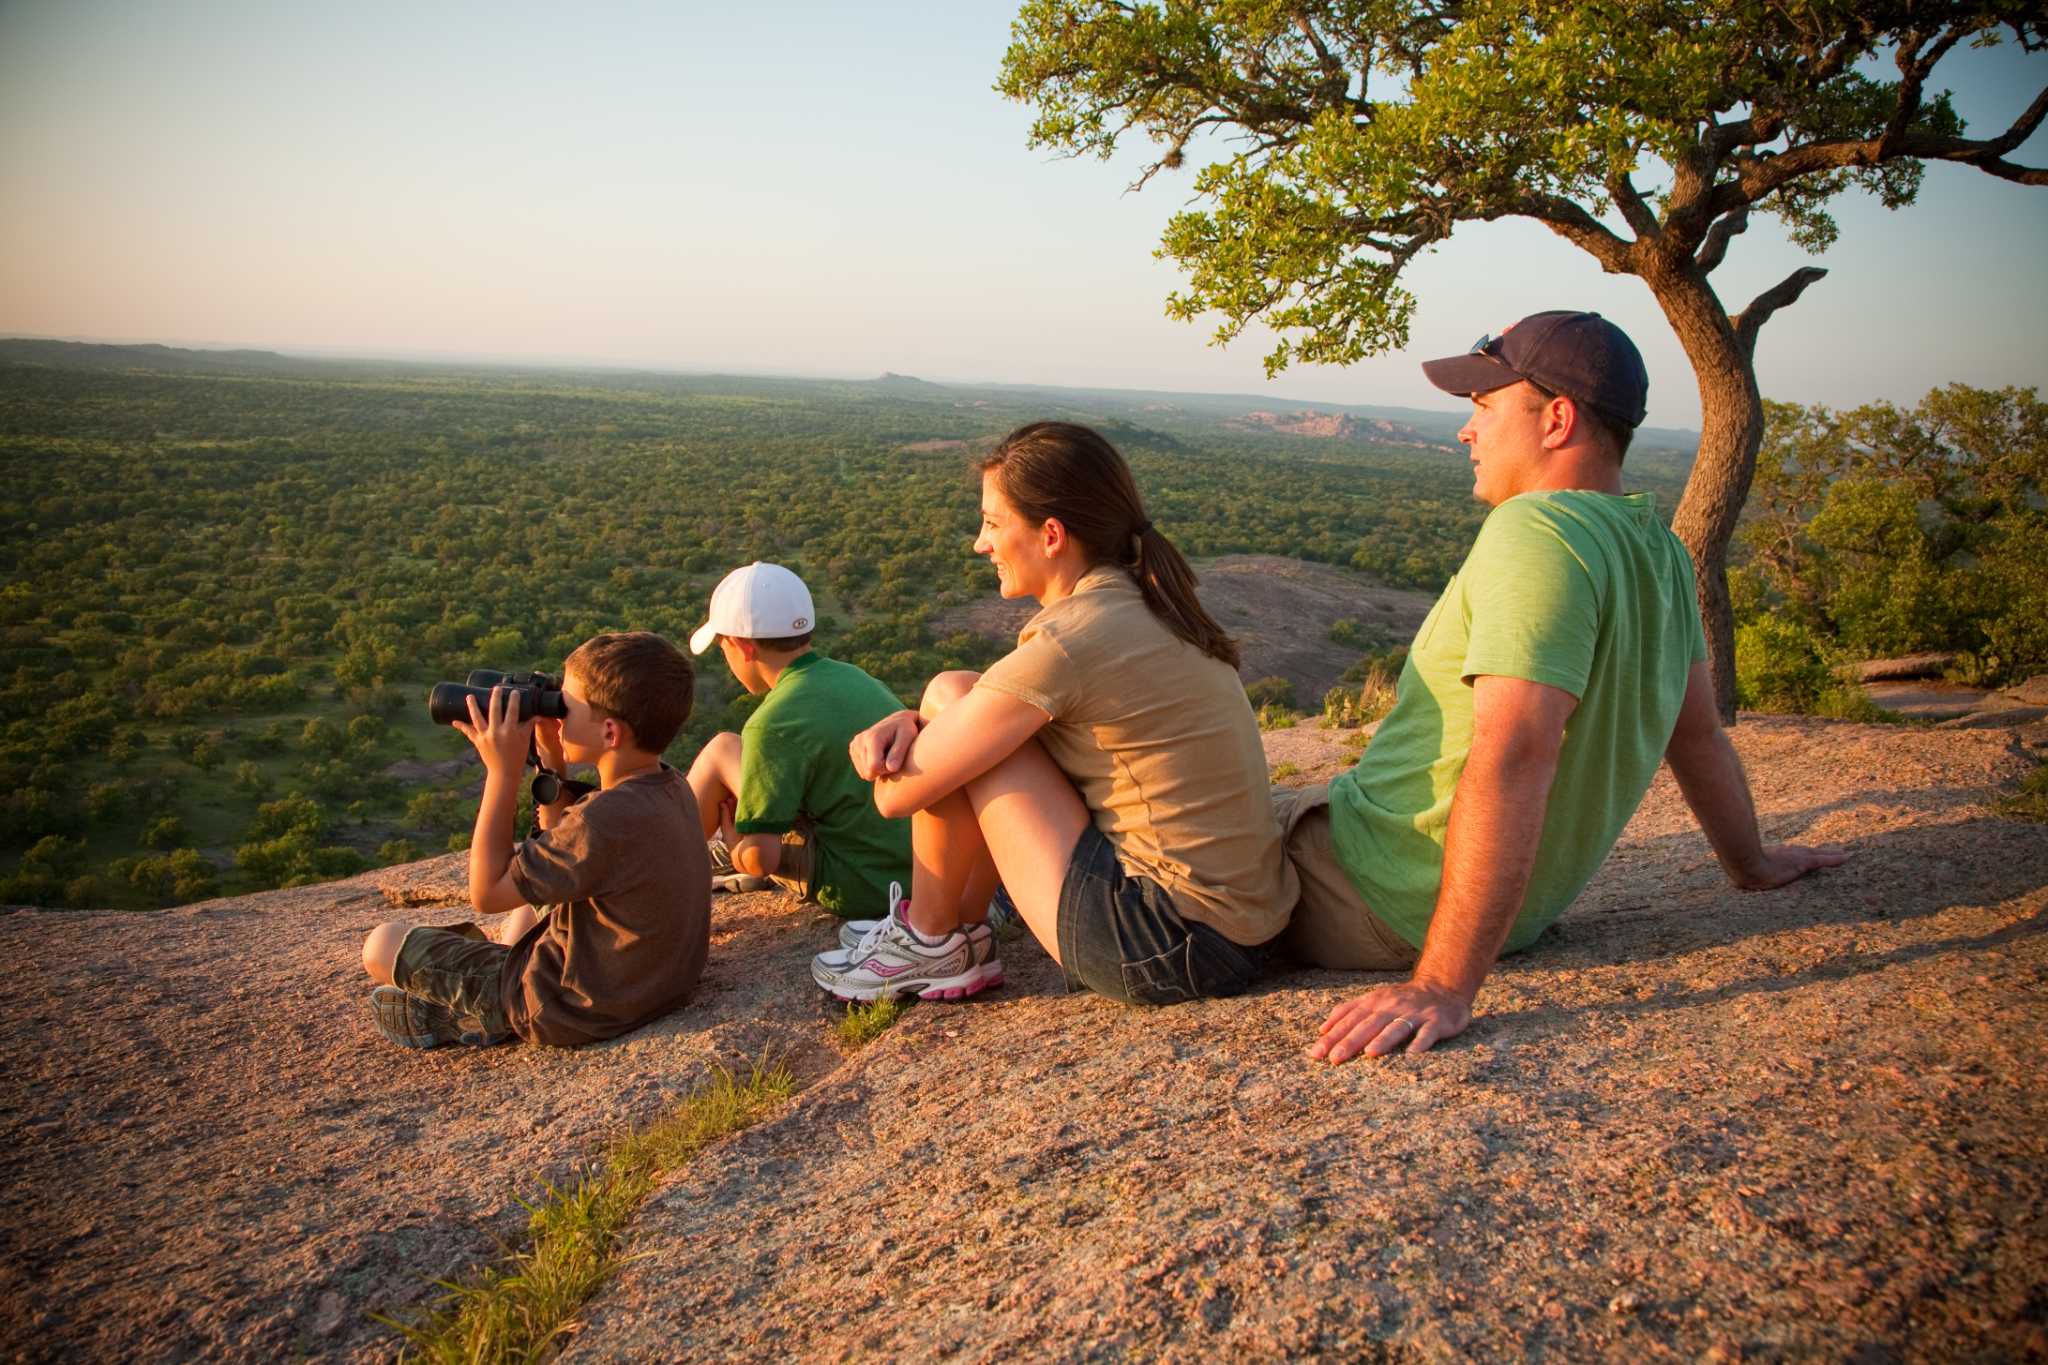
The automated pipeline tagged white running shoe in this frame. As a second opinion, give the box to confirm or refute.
[811,897,1003,1003]
[821,883,994,971]
[835,888,1011,951]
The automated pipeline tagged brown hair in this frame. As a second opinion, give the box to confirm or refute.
[564,631,695,754]
[978,421,1239,668]
[724,631,814,654]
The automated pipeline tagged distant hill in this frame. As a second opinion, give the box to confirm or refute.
[864,371,950,393]
[0,338,316,375]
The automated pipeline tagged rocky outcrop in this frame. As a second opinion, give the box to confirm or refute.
[3,718,2045,1361]
[1853,652,1960,682]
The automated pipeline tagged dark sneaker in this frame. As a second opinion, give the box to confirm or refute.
[708,837,774,894]
[368,986,490,1049]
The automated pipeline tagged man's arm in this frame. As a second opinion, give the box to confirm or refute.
[1663,660,1848,889]
[1310,674,1577,1064]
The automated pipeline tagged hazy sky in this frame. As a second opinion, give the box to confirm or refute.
[2,0,2044,427]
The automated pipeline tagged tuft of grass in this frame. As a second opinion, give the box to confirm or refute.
[1270,761,1301,781]
[1255,702,1302,732]
[1995,760,2048,823]
[835,995,907,1048]
[381,1060,793,1364]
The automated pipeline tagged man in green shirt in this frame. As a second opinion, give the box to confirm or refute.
[685,562,912,919]
[1286,312,1847,1064]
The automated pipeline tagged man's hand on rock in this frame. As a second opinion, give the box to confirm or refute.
[1308,980,1472,1064]
[1726,842,1848,891]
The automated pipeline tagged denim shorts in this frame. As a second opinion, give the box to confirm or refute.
[1048,824,1267,1007]
[393,922,515,1042]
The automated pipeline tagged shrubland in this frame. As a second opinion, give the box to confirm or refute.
[1731,385,2046,712]
[0,350,1488,907]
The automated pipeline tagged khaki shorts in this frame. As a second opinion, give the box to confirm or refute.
[771,823,817,901]
[1270,782,1419,972]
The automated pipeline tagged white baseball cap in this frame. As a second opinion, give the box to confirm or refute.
[689,562,815,655]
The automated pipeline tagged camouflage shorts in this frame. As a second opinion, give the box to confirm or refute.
[392,921,514,1043]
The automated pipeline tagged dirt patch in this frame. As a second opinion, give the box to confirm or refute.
[900,439,968,453]
[933,555,1436,706]
[3,720,2045,1361]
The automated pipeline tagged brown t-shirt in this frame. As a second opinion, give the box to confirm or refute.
[502,764,710,1046]
[975,565,1298,945]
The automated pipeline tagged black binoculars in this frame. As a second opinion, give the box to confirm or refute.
[427,670,569,726]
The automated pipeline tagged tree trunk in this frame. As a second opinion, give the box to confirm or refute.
[1641,259,1765,724]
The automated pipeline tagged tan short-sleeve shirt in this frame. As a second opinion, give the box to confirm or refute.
[975,565,1297,944]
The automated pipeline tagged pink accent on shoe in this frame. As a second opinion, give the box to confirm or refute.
[865,959,913,978]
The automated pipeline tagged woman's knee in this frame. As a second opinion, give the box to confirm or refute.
[362,921,410,984]
[920,670,982,718]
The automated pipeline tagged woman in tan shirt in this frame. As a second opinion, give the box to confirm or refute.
[812,422,1297,1006]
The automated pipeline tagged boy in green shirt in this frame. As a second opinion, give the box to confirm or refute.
[684,562,913,919]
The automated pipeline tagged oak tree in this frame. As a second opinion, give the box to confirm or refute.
[999,0,2047,715]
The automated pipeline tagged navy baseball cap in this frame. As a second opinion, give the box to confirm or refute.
[1421,310,1649,430]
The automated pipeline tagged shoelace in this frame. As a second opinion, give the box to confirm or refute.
[844,881,908,962]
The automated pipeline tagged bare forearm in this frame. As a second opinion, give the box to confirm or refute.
[1667,731,1767,882]
[1412,745,1558,1003]
[469,770,520,910]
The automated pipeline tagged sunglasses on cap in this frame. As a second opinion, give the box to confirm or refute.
[1468,333,1556,398]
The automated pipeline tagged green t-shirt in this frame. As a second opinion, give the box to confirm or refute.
[1328,490,1707,952]
[734,651,912,918]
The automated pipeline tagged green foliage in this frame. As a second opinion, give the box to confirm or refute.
[1737,385,2047,688]
[1255,701,1302,731]
[128,849,218,904]
[1995,761,2048,824]
[1322,664,1398,729]
[999,1,2019,376]
[1733,615,1833,713]
[2,353,1486,907]
[1244,676,1296,710]
[1325,617,1369,649]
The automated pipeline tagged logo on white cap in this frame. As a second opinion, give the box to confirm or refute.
[690,562,817,655]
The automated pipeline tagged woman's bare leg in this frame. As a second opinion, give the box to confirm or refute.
[899,670,1088,961]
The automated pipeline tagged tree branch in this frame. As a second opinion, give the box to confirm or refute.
[1607,170,1659,239]
[1517,198,1634,272]
[1693,205,1750,274]
[1699,80,2048,217]
[1731,266,1829,358]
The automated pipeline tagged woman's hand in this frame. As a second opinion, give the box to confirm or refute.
[849,710,924,781]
